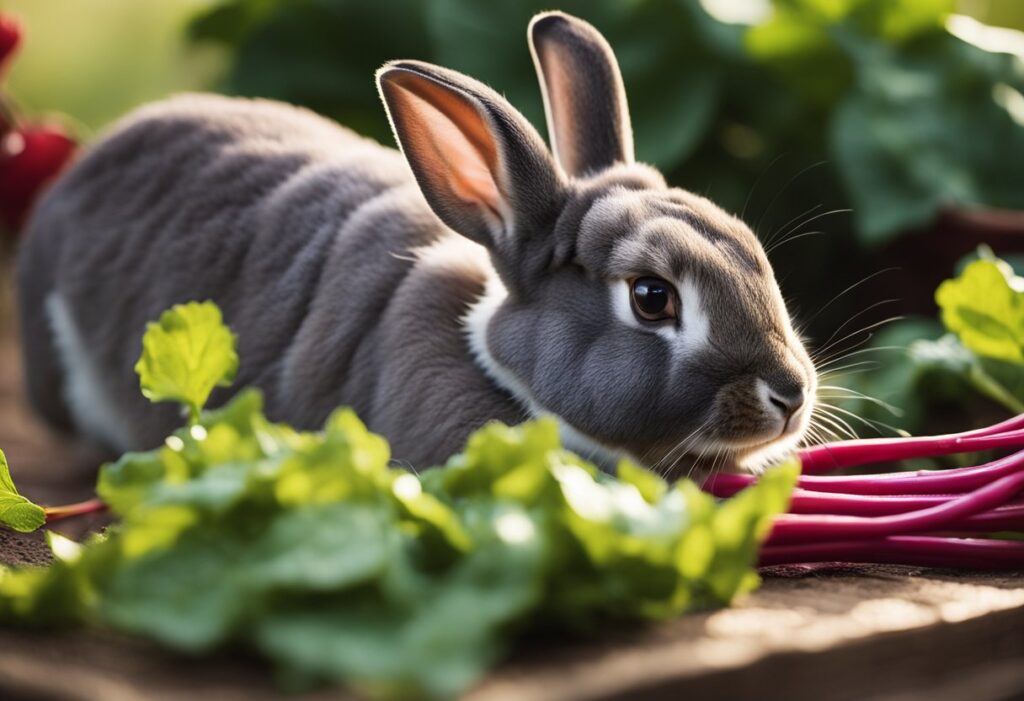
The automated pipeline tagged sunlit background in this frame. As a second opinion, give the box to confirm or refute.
[4,0,1024,439]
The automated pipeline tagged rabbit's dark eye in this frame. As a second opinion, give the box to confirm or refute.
[630,277,678,323]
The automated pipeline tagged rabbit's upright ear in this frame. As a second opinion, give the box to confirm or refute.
[529,12,634,177]
[377,60,564,257]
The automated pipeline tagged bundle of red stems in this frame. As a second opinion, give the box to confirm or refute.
[703,414,1024,570]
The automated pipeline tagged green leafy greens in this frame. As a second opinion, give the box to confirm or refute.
[0,302,796,699]
[0,450,45,533]
[936,258,1024,365]
[134,301,239,423]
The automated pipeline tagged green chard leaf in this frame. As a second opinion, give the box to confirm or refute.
[0,449,45,533]
[701,460,798,602]
[135,301,239,422]
[911,334,1024,415]
[936,259,1024,365]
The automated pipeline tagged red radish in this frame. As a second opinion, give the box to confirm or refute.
[0,14,20,79]
[0,123,76,231]
[0,13,78,233]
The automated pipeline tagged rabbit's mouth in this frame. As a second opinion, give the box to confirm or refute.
[720,414,813,473]
[650,418,811,478]
[731,432,806,474]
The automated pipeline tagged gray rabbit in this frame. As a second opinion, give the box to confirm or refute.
[17,12,816,473]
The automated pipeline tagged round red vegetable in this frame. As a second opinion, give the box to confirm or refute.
[0,14,21,80]
[0,123,76,232]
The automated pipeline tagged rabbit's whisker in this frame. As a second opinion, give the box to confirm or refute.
[754,160,827,238]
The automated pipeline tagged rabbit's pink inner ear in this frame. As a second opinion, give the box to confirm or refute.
[384,72,504,228]
[534,45,577,174]
[529,12,634,177]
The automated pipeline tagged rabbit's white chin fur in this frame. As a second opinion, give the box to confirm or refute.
[733,433,804,474]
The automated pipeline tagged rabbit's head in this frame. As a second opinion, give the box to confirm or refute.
[377,11,816,473]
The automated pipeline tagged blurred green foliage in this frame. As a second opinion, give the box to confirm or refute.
[751,2,1024,241]
[188,0,1024,246]
[4,0,224,135]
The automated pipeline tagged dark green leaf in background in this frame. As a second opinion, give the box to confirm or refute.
[188,0,1024,250]
[832,32,1024,243]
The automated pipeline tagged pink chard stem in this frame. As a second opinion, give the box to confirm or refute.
[702,413,1024,568]
[705,448,1024,497]
[797,428,1024,475]
[766,469,1024,545]
[44,498,107,522]
[759,536,1024,570]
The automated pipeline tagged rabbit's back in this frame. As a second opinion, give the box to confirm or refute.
[18,93,512,456]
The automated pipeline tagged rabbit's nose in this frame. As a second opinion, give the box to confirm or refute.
[770,384,806,423]
[767,387,805,421]
[757,374,806,431]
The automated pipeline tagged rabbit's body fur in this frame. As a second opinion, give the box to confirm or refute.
[19,94,524,465]
[18,12,816,473]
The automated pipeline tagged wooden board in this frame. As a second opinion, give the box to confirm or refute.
[2,271,1024,701]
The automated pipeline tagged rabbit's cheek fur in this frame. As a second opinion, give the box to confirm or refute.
[466,220,817,475]
[464,271,627,467]
[468,274,712,470]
